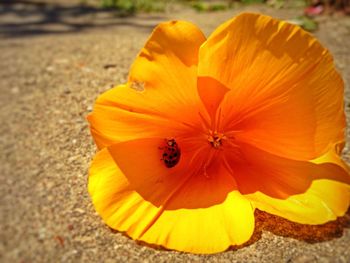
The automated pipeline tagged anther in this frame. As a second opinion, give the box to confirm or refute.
[208,131,226,149]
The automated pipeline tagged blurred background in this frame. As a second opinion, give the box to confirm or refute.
[1,0,350,262]
[1,0,350,37]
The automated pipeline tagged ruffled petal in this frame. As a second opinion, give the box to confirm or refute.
[199,13,345,160]
[139,191,254,254]
[88,20,207,148]
[89,147,166,238]
[87,84,189,149]
[247,180,350,224]
[246,149,350,224]
[223,143,350,224]
[224,142,350,199]
[89,139,255,254]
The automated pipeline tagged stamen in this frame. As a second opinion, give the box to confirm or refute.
[208,131,226,149]
[188,145,208,167]
[178,121,207,136]
[216,107,222,131]
[198,111,211,131]
[202,149,218,179]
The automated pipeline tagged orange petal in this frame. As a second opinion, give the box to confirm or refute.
[107,138,239,210]
[199,13,345,160]
[224,142,350,199]
[197,76,229,125]
[87,84,188,149]
[128,20,206,119]
[88,20,207,148]
[137,155,254,253]
[107,138,191,207]
[89,139,255,254]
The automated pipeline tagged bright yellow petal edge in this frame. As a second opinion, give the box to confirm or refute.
[89,147,255,254]
[247,148,350,225]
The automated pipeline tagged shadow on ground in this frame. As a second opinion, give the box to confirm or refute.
[0,0,162,38]
[249,209,350,244]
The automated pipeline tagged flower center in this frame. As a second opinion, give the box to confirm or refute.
[208,131,226,149]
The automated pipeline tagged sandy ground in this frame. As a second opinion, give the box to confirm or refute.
[1,1,350,262]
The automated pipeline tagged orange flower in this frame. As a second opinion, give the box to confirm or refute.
[87,13,350,254]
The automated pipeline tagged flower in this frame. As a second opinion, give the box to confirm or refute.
[87,13,350,254]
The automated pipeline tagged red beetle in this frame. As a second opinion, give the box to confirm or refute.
[161,139,181,168]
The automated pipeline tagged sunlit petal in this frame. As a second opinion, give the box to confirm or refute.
[224,142,350,199]
[247,180,350,224]
[88,20,207,148]
[199,13,345,160]
[89,142,254,254]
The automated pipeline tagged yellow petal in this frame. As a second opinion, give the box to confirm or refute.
[140,191,254,254]
[88,20,207,148]
[89,140,255,254]
[248,180,350,224]
[243,148,350,224]
[89,147,165,237]
[199,13,345,160]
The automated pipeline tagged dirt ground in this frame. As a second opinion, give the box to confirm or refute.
[1,1,350,262]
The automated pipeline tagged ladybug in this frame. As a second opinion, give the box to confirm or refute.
[161,139,181,168]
